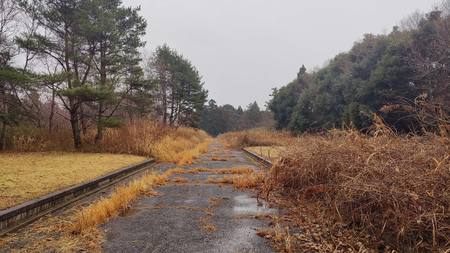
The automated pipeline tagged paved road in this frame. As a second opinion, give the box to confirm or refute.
[102,141,276,253]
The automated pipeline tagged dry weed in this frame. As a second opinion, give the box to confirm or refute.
[264,129,450,251]
[7,120,211,165]
[198,197,221,233]
[207,172,265,189]
[71,171,168,234]
[170,177,189,184]
[211,157,227,161]
[165,167,255,175]
[218,128,293,148]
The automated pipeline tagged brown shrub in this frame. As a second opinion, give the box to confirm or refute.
[10,127,74,152]
[264,129,450,251]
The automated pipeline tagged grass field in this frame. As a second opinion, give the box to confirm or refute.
[0,152,147,210]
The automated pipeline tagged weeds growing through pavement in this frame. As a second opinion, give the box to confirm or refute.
[71,166,257,234]
[211,157,227,161]
[71,172,168,234]
[207,172,265,189]
[198,197,221,233]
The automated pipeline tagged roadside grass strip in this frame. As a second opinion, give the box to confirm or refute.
[71,171,168,234]
[0,153,147,210]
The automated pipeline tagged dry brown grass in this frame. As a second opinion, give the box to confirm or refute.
[211,157,227,161]
[1,168,178,252]
[10,127,74,152]
[0,153,146,210]
[263,129,450,252]
[7,120,211,164]
[164,167,255,175]
[148,129,211,164]
[218,128,293,148]
[71,171,170,234]
[170,177,190,184]
[207,172,265,189]
[259,223,294,253]
[198,197,221,233]
[0,215,104,253]
[245,146,285,161]
[160,166,263,189]
[71,165,253,234]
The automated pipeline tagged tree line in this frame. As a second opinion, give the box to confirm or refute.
[0,0,207,149]
[199,100,274,136]
[269,2,449,134]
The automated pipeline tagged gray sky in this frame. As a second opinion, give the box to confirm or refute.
[123,0,438,108]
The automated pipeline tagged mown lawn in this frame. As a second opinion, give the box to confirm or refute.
[0,152,147,210]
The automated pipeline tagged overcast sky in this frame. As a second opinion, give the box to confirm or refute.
[123,0,438,108]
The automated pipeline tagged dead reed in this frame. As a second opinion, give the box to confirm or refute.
[7,119,211,164]
[218,128,293,148]
[264,129,450,251]
[87,120,211,163]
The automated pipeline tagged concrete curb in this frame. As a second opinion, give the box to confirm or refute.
[242,148,273,169]
[0,159,154,235]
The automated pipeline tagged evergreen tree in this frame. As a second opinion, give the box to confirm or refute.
[148,45,207,126]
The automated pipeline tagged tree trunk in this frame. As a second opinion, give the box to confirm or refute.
[69,98,81,149]
[48,88,56,134]
[0,121,6,151]
[95,104,103,144]
[70,111,81,149]
[169,92,175,125]
[162,83,167,124]
[0,88,7,150]
[95,42,107,143]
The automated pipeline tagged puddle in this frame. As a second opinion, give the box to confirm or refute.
[183,198,195,204]
[233,194,276,215]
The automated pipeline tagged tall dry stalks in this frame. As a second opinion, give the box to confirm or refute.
[264,130,450,251]
[6,119,211,163]
[218,128,293,148]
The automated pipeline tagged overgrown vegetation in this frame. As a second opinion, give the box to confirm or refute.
[256,5,450,250]
[245,146,284,161]
[6,120,211,163]
[262,129,449,251]
[218,128,293,148]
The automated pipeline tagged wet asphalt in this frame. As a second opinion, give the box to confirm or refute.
[102,141,276,253]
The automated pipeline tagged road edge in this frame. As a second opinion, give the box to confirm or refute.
[241,148,273,169]
[0,159,155,235]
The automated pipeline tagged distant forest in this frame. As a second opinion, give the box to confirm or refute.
[269,3,449,134]
[199,101,274,136]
